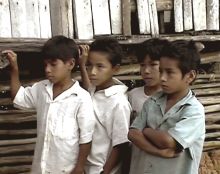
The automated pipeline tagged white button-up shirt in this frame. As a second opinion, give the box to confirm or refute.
[13,80,95,174]
[84,79,131,174]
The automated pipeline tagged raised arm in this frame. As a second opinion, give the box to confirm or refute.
[3,50,21,99]
[78,45,91,90]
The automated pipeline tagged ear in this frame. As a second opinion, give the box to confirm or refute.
[113,64,120,74]
[185,70,196,84]
[67,58,75,70]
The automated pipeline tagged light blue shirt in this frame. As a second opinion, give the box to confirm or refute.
[130,90,205,174]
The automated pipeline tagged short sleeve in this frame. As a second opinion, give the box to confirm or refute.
[111,102,131,147]
[130,100,149,130]
[77,93,95,144]
[13,85,38,109]
[168,104,205,149]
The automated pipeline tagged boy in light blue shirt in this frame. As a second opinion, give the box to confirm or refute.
[128,40,205,174]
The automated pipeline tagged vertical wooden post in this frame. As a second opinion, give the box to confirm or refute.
[91,0,111,35]
[0,0,12,37]
[183,0,193,30]
[193,0,206,31]
[109,0,122,35]
[174,0,183,32]
[72,0,93,39]
[148,0,159,37]
[38,0,51,38]
[122,0,131,36]
[9,0,27,37]
[207,0,219,30]
[25,0,40,38]
[136,0,151,34]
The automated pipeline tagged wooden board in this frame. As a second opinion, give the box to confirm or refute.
[148,0,159,36]
[38,0,51,38]
[183,0,193,30]
[192,0,206,31]
[174,0,183,32]
[0,0,12,37]
[25,0,40,38]
[9,0,27,37]
[136,0,151,34]
[72,0,93,39]
[109,0,122,34]
[122,0,131,35]
[91,0,111,35]
[206,0,219,30]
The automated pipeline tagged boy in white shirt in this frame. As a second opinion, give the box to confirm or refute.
[4,35,95,174]
[79,37,131,174]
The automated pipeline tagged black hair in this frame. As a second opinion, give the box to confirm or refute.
[137,38,169,63]
[161,40,201,76]
[41,35,79,62]
[89,37,123,66]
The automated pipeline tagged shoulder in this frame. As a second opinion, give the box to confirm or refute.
[73,81,91,99]
[128,86,144,96]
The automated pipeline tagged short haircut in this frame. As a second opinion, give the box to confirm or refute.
[89,37,123,66]
[161,40,201,76]
[137,38,169,63]
[41,35,79,62]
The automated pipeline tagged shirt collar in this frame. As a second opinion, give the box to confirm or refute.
[43,80,79,101]
[151,90,195,106]
[89,78,128,97]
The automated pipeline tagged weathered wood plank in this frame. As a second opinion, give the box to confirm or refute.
[156,0,173,11]
[9,0,27,37]
[0,129,36,135]
[0,144,35,155]
[25,0,40,38]
[192,0,206,31]
[109,0,122,34]
[205,104,220,113]
[206,0,219,30]
[0,138,36,146]
[183,0,193,30]
[72,0,93,39]
[0,0,12,37]
[0,165,31,173]
[38,0,51,38]
[148,0,159,37]
[0,114,36,123]
[91,0,111,35]
[136,0,151,34]
[122,0,131,36]
[0,155,33,165]
[174,0,183,32]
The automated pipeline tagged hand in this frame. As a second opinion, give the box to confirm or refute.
[70,166,84,174]
[78,45,89,67]
[160,148,182,158]
[2,50,18,70]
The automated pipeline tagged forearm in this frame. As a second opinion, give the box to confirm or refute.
[74,142,91,171]
[79,65,91,90]
[143,128,177,149]
[128,129,163,156]
[10,66,21,99]
[103,146,120,174]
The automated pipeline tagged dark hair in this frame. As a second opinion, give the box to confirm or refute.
[161,40,201,76]
[137,38,169,63]
[89,37,123,66]
[41,35,79,62]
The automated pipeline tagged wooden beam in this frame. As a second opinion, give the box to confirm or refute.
[0,144,35,155]
[174,0,183,32]
[206,0,219,30]
[0,0,12,37]
[0,165,31,173]
[0,138,36,146]
[183,0,193,30]
[109,0,122,34]
[192,0,206,31]
[122,0,131,36]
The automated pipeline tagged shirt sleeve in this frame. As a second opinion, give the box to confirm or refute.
[77,93,96,144]
[13,85,38,109]
[111,101,131,147]
[168,104,206,149]
[130,99,149,130]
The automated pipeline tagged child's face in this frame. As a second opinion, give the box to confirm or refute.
[44,58,74,84]
[87,51,118,90]
[140,55,160,87]
[159,57,192,94]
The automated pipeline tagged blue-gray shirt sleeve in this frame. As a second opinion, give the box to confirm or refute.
[130,99,149,130]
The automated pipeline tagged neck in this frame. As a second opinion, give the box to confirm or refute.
[96,79,115,91]
[144,85,161,96]
[54,78,74,91]
[167,88,189,102]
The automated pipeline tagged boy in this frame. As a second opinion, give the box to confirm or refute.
[4,35,95,174]
[79,37,131,174]
[128,38,168,173]
[128,40,205,174]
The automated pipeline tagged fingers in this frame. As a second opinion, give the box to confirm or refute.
[79,45,90,56]
[2,50,17,59]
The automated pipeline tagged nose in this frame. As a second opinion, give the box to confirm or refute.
[45,64,51,73]
[160,72,167,82]
[90,66,97,75]
[144,66,150,74]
